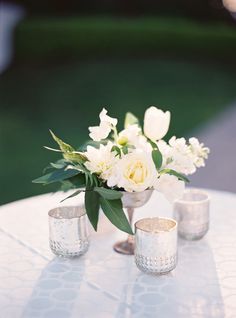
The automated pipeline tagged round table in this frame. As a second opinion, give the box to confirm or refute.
[0,189,236,318]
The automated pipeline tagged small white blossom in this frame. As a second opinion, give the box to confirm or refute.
[154,174,185,203]
[89,108,117,141]
[99,108,118,127]
[189,137,210,168]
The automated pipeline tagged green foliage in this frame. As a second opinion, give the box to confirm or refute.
[32,168,80,184]
[85,190,100,231]
[60,189,83,202]
[160,169,189,183]
[50,130,74,153]
[152,149,163,170]
[100,197,133,235]
[94,187,122,200]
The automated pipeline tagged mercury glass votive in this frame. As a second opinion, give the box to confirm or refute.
[48,206,89,257]
[134,217,178,275]
[173,189,210,240]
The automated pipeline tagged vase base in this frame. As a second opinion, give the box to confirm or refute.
[113,240,134,255]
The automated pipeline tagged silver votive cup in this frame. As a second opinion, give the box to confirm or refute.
[173,189,210,240]
[48,206,89,257]
[134,217,178,275]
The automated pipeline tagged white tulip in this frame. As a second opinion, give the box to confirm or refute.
[107,151,157,192]
[154,174,185,203]
[144,106,171,140]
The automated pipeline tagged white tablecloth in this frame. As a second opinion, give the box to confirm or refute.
[0,189,236,318]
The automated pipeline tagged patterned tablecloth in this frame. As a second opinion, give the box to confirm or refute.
[0,189,236,318]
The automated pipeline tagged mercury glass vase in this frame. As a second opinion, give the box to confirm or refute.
[135,217,178,275]
[48,205,90,257]
[113,190,153,255]
[173,189,210,240]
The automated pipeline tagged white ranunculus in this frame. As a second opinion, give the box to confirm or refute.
[84,142,118,180]
[144,106,171,141]
[89,108,117,141]
[118,125,152,152]
[154,174,185,203]
[107,151,157,192]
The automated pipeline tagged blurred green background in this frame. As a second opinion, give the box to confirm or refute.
[1,1,236,204]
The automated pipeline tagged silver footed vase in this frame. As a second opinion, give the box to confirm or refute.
[113,189,153,255]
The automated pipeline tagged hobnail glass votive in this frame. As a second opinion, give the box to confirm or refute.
[48,206,89,257]
[134,217,178,275]
[173,189,210,240]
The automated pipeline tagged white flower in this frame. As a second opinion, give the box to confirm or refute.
[118,124,141,145]
[89,108,117,141]
[89,121,111,142]
[118,124,152,152]
[84,142,118,181]
[144,106,171,141]
[107,151,157,192]
[99,108,118,127]
[154,174,185,203]
[166,137,196,175]
[189,137,210,168]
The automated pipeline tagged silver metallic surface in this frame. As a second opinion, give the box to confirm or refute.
[135,217,177,274]
[48,206,89,257]
[113,190,153,255]
[174,189,210,240]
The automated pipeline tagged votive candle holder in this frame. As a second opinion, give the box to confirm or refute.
[173,189,210,240]
[48,205,89,257]
[134,217,178,275]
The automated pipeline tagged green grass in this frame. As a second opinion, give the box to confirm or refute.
[15,17,236,62]
[1,58,236,205]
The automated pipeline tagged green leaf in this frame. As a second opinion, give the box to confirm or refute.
[60,189,83,202]
[63,151,87,163]
[44,146,62,152]
[122,145,129,155]
[67,174,86,188]
[32,168,80,184]
[152,148,163,170]
[124,112,139,128]
[147,138,158,149]
[160,169,190,183]
[111,145,121,157]
[85,190,100,231]
[100,198,133,235]
[94,187,122,200]
[50,159,67,169]
[50,130,74,153]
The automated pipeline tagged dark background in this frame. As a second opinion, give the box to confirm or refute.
[0,0,236,204]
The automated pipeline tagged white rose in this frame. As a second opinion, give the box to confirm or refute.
[89,108,117,141]
[144,106,171,141]
[154,174,185,203]
[107,151,157,192]
[84,142,118,180]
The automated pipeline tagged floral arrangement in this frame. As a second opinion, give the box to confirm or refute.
[33,106,209,234]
